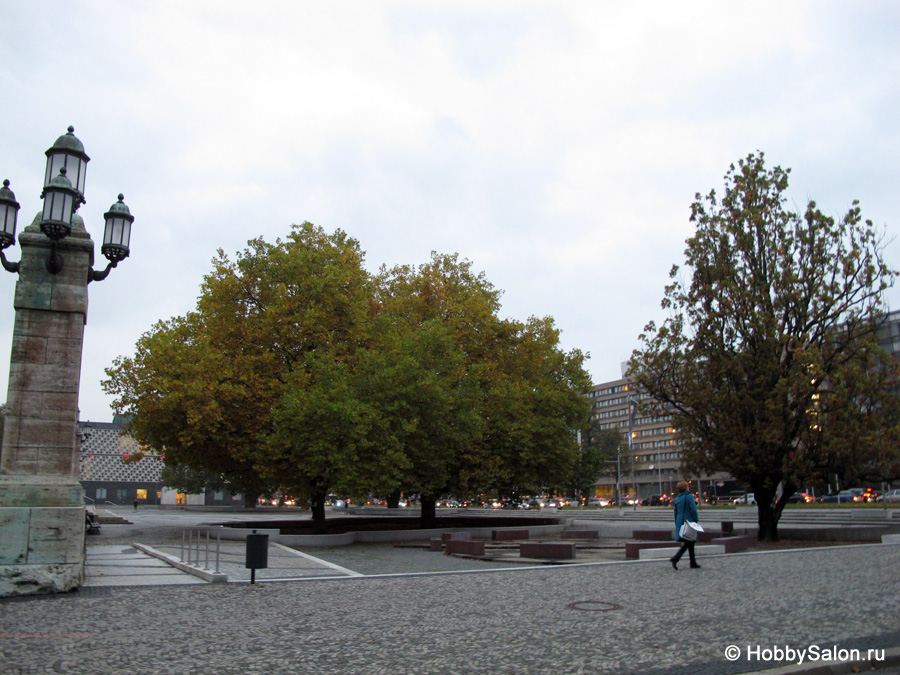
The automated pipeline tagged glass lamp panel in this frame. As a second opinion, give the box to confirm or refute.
[44,154,65,188]
[42,190,73,229]
[44,154,88,198]
[0,203,16,244]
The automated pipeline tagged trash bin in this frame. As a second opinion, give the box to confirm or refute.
[245,530,269,583]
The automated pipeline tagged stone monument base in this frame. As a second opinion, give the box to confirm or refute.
[0,477,85,596]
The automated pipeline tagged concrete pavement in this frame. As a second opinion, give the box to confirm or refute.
[2,533,899,674]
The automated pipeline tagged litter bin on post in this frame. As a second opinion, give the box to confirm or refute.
[245,530,269,584]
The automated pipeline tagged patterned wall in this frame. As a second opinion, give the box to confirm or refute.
[79,422,163,482]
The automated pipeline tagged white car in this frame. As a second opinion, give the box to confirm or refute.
[733,493,756,505]
[883,489,900,504]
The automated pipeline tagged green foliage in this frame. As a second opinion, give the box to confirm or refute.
[160,464,229,495]
[630,152,899,540]
[567,425,622,499]
[105,233,592,528]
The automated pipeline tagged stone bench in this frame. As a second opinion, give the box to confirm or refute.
[441,531,470,544]
[519,542,576,560]
[561,530,599,540]
[625,541,675,559]
[492,529,529,542]
[710,535,754,553]
[638,545,726,560]
[445,539,485,556]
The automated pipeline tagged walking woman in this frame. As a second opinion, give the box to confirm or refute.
[670,481,701,570]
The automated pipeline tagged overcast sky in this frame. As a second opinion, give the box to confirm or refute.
[2,1,900,422]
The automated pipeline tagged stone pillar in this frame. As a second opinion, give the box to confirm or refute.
[0,213,94,596]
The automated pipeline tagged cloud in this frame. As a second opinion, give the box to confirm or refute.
[0,1,899,419]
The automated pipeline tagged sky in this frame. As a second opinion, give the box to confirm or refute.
[1,1,900,422]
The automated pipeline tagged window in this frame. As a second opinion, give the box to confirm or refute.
[136,489,147,500]
[95,487,107,500]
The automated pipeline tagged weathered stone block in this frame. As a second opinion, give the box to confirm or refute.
[445,539,485,556]
[0,508,31,564]
[519,542,576,560]
[28,507,85,564]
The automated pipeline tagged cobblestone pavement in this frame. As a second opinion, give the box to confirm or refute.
[1,542,898,674]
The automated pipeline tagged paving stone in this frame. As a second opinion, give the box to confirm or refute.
[1,543,897,674]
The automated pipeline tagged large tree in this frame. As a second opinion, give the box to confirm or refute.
[374,253,591,525]
[104,223,375,516]
[630,152,899,540]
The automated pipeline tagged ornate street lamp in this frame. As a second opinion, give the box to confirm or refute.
[0,126,135,596]
[0,179,20,269]
[0,126,134,278]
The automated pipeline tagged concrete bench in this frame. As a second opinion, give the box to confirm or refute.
[429,538,443,551]
[441,531,470,544]
[445,539,485,556]
[519,542,576,560]
[492,529,529,542]
[561,530,599,540]
[882,533,900,544]
[638,545,726,560]
[625,541,676,559]
[710,535,754,553]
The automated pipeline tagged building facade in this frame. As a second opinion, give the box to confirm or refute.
[587,377,735,501]
[78,418,242,507]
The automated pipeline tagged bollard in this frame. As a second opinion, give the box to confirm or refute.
[245,530,269,584]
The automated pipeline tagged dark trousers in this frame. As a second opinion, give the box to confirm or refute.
[672,540,697,566]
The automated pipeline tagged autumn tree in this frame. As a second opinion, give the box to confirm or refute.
[104,223,375,517]
[103,313,272,506]
[630,152,899,540]
[374,254,591,526]
[480,316,592,502]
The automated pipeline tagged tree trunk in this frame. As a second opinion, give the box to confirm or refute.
[243,493,258,509]
[310,492,327,534]
[753,485,779,541]
[386,490,401,509]
[419,495,437,529]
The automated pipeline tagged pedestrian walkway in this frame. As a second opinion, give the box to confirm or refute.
[84,545,205,587]
[4,542,896,674]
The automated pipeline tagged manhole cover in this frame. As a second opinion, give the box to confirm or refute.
[567,600,623,612]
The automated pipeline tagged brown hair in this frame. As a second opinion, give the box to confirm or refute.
[676,481,689,493]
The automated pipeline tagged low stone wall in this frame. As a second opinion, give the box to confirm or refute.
[214,523,564,547]
[519,542,576,560]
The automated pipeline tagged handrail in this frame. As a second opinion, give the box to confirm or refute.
[181,528,221,573]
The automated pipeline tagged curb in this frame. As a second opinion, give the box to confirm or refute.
[132,543,228,583]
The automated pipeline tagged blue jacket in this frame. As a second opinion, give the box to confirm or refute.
[673,491,699,542]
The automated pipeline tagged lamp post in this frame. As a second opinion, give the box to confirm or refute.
[0,126,134,597]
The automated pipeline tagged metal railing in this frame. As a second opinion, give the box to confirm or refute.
[181,529,222,573]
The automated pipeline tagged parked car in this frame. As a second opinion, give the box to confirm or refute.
[819,489,864,503]
[881,489,900,503]
[733,493,756,505]
[861,488,879,502]
[642,494,670,507]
